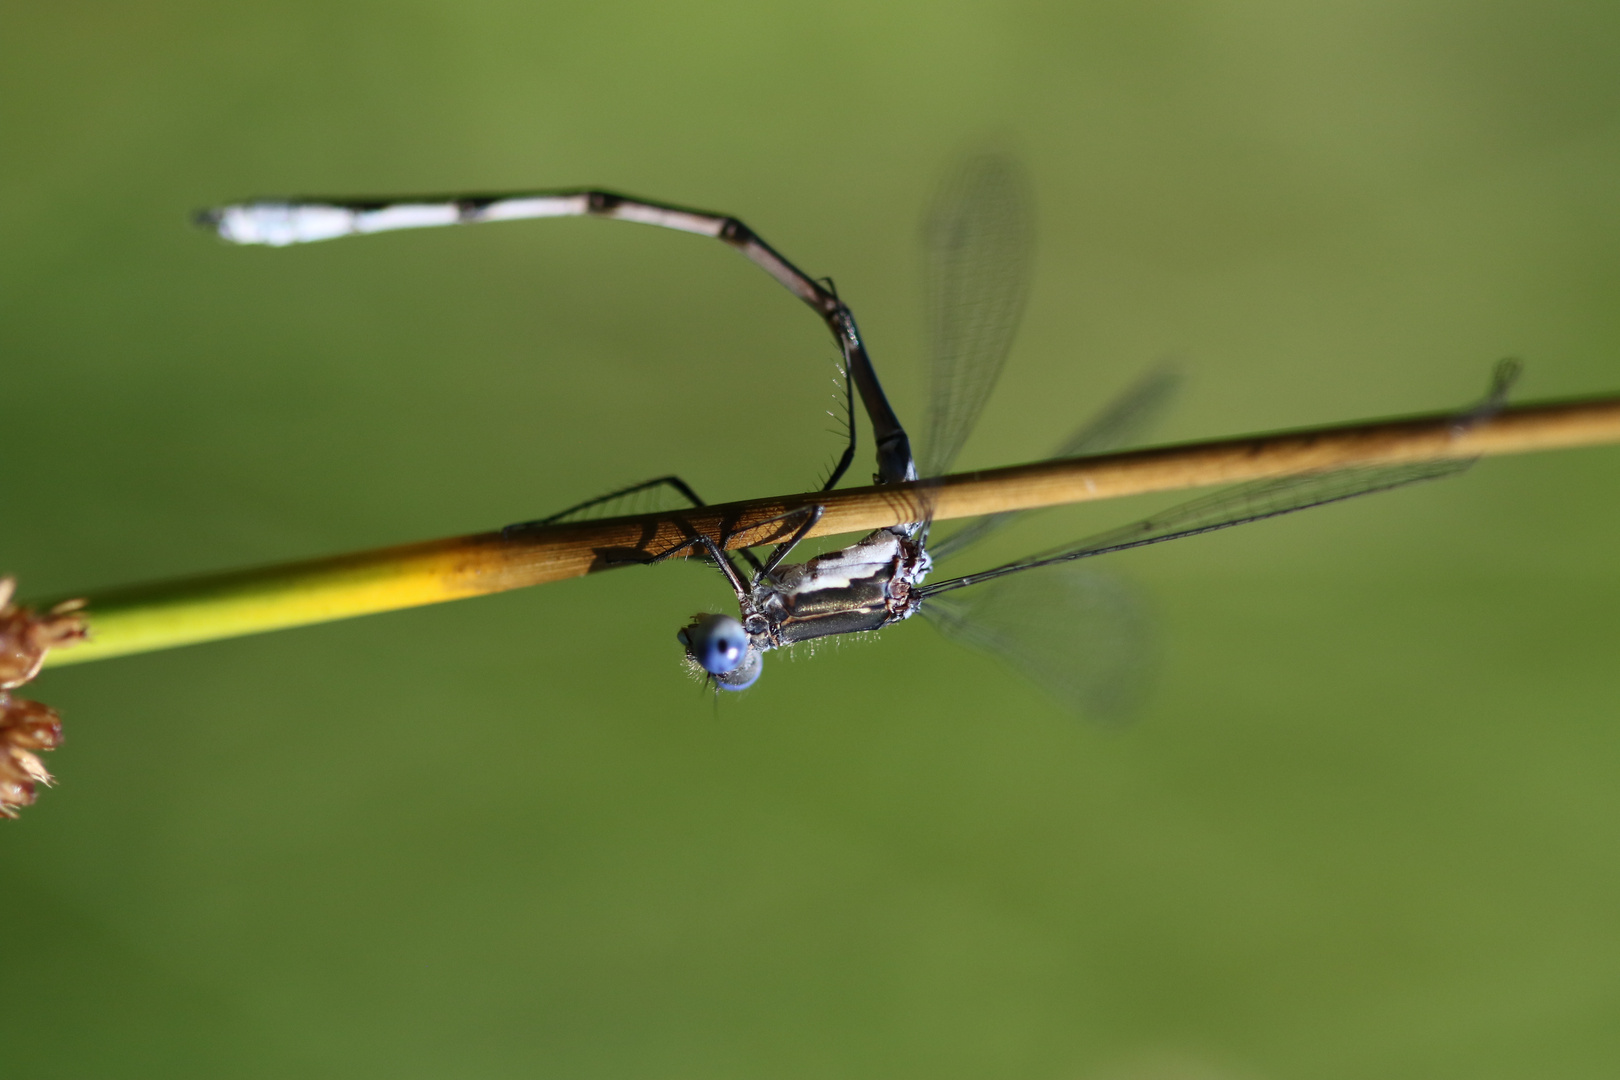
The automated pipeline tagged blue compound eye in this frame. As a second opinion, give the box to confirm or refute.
[677,614,750,676]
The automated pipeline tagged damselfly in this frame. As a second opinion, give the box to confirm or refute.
[202,159,1513,716]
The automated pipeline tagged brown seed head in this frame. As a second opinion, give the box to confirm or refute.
[0,695,64,817]
[0,777,34,818]
[1,696,64,750]
[0,578,87,689]
[0,578,84,817]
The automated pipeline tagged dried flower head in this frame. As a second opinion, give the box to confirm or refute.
[0,577,86,689]
[0,577,85,817]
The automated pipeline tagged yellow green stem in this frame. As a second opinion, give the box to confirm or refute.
[38,393,1620,668]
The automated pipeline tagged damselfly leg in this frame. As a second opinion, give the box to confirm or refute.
[516,475,710,528]
[642,504,825,587]
[641,531,751,600]
[503,475,776,579]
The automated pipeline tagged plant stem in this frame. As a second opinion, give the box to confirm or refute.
[37,393,1620,668]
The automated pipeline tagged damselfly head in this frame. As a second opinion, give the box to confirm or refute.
[676,614,762,691]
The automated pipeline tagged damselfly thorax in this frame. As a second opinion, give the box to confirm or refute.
[749,527,932,646]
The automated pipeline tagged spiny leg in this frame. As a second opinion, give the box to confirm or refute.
[817,280,859,492]
[504,475,766,573]
[755,506,825,579]
[648,502,826,582]
[202,189,918,485]
[519,475,708,528]
[643,532,751,603]
[642,503,826,593]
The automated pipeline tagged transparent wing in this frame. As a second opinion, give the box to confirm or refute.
[919,153,1036,479]
[1047,362,1181,460]
[923,563,1157,722]
[929,363,1181,560]
[921,459,1472,596]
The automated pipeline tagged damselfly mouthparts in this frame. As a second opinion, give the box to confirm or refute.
[203,160,1513,716]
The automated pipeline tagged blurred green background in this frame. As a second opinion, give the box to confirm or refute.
[5,2,1620,1077]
